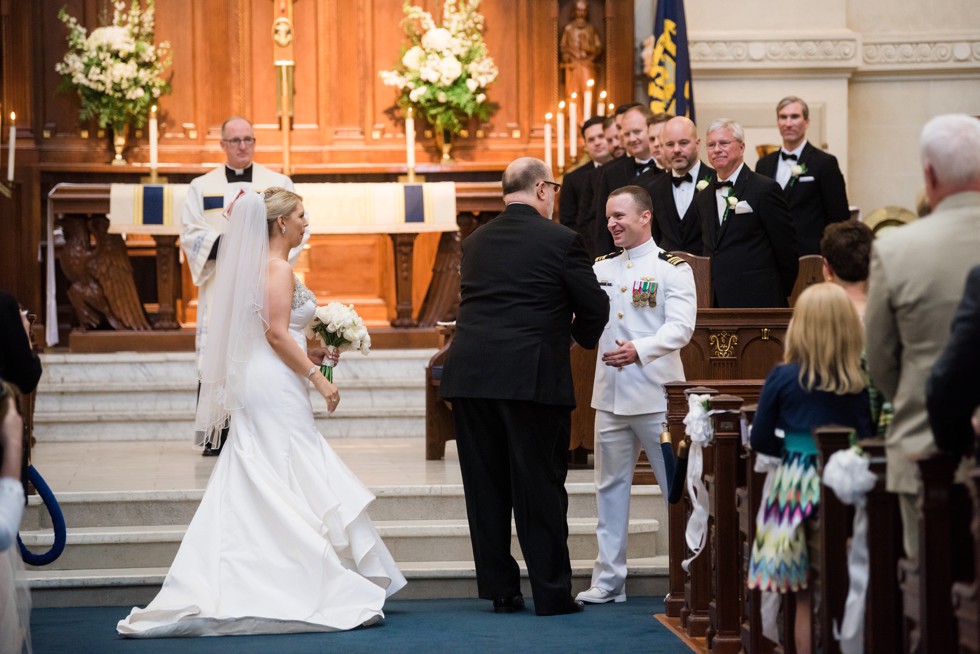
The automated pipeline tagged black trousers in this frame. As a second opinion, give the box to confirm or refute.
[451,397,574,615]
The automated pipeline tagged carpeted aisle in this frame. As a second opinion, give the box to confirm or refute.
[33,596,693,653]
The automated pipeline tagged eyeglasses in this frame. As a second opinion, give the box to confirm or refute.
[222,137,256,146]
[539,180,562,193]
[706,140,737,150]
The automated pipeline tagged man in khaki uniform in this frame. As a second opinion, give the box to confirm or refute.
[866,113,980,560]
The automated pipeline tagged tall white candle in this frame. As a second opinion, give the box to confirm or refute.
[597,91,607,117]
[148,105,159,171]
[608,102,614,115]
[544,113,553,172]
[405,107,416,173]
[557,101,565,170]
[7,112,14,183]
[584,79,594,122]
[568,93,577,161]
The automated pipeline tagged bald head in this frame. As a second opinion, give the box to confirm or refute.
[502,157,557,218]
[661,116,700,175]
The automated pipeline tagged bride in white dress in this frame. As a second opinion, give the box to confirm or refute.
[118,189,406,638]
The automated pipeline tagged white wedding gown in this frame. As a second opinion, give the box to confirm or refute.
[118,284,406,637]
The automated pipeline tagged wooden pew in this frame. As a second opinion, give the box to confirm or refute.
[857,438,904,653]
[899,452,975,653]
[954,466,980,653]
[424,324,455,460]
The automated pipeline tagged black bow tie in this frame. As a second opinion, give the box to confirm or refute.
[780,151,798,161]
[671,173,693,187]
[713,180,734,190]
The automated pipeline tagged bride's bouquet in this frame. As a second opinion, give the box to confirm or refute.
[305,302,371,382]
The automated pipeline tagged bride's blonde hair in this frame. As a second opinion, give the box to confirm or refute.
[784,282,865,395]
[262,187,303,235]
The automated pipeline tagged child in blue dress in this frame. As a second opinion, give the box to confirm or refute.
[747,283,873,653]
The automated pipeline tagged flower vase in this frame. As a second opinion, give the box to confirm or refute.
[111,124,129,166]
[435,128,454,163]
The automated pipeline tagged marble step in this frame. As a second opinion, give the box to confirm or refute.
[33,378,425,414]
[33,406,427,441]
[26,556,671,607]
[22,485,664,529]
[20,517,659,571]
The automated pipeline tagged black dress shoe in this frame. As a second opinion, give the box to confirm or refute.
[492,594,526,614]
[202,444,221,457]
[536,599,585,616]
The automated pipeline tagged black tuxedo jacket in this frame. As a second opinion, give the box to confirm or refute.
[643,162,715,255]
[592,157,662,256]
[440,203,608,407]
[927,264,980,459]
[697,166,799,308]
[756,142,850,255]
[558,161,599,254]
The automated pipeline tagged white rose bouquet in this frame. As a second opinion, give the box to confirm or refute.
[55,0,172,131]
[379,0,498,135]
[304,302,371,382]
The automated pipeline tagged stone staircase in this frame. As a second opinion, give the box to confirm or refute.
[21,484,668,608]
[34,350,432,441]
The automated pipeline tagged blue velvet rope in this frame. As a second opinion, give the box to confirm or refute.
[17,465,66,566]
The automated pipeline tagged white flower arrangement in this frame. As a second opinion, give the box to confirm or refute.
[305,302,371,382]
[695,177,712,192]
[380,0,498,135]
[55,0,172,130]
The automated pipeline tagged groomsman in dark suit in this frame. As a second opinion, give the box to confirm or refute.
[696,118,798,307]
[756,96,850,255]
[644,116,714,255]
[592,106,660,256]
[560,116,614,257]
[604,116,626,159]
[441,157,608,616]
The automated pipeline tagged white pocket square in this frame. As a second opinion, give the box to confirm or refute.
[734,201,753,214]
[799,175,815,182]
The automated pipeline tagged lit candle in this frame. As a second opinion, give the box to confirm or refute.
[557,101,565,170]
[608,102,614,115]
[7,112,14,183]
[584,79,594,122]
[148,105,159,172]
[544,113,553,172]
[568,93,578,161]
[405,107,416,174]
[597,91,607,117]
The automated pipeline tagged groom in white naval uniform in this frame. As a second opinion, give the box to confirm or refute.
[577,185,696,603]
[181,116,306,453]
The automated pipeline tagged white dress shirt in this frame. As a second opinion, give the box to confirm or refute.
[671,160,702,219]
[714,163,745,224]
[776,141,806,189]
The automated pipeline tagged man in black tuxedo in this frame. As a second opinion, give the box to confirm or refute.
[592,105,662,257]
[696,119,798,307]
[756,96,850,255]
[644,116,715,255]
[440,157,608,616]
[560,116,613,257]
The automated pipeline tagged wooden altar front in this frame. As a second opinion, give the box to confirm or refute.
[46,182,503,350]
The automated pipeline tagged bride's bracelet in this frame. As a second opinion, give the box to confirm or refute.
[307,366,319,379]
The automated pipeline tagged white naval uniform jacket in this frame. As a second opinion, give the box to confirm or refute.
[590,238,697,416]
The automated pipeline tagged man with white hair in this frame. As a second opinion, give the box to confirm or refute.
[866,113,980,561]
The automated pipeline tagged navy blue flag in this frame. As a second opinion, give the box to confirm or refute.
[646,0,695,121]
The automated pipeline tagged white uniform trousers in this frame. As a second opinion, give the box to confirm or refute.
[590,409,669,593]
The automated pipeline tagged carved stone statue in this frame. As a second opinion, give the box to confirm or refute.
[560,0,602,100]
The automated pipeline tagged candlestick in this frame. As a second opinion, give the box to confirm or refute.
[149,105,159,172]
[568,93,577,161]
[405,107,416,180]
[608,102,614,115]
[544,113,553,172]
[7,112,14,183]
[597,91,607,117]
[557,101,565,170]
[584,79,594,122]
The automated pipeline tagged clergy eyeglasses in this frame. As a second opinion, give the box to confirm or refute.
[222,137,256,146]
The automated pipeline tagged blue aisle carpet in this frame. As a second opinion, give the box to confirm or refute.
[33,596,692,653]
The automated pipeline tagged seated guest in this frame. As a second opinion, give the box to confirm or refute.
[645,116,715,255]
[748,283,872,654]
[0,291,41,394]
[756,96,850,255]
[820,220,892,435]
[696,118,798,307]
[0,380,30,653]
[561,116,614,257]
[927,263,980,461]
